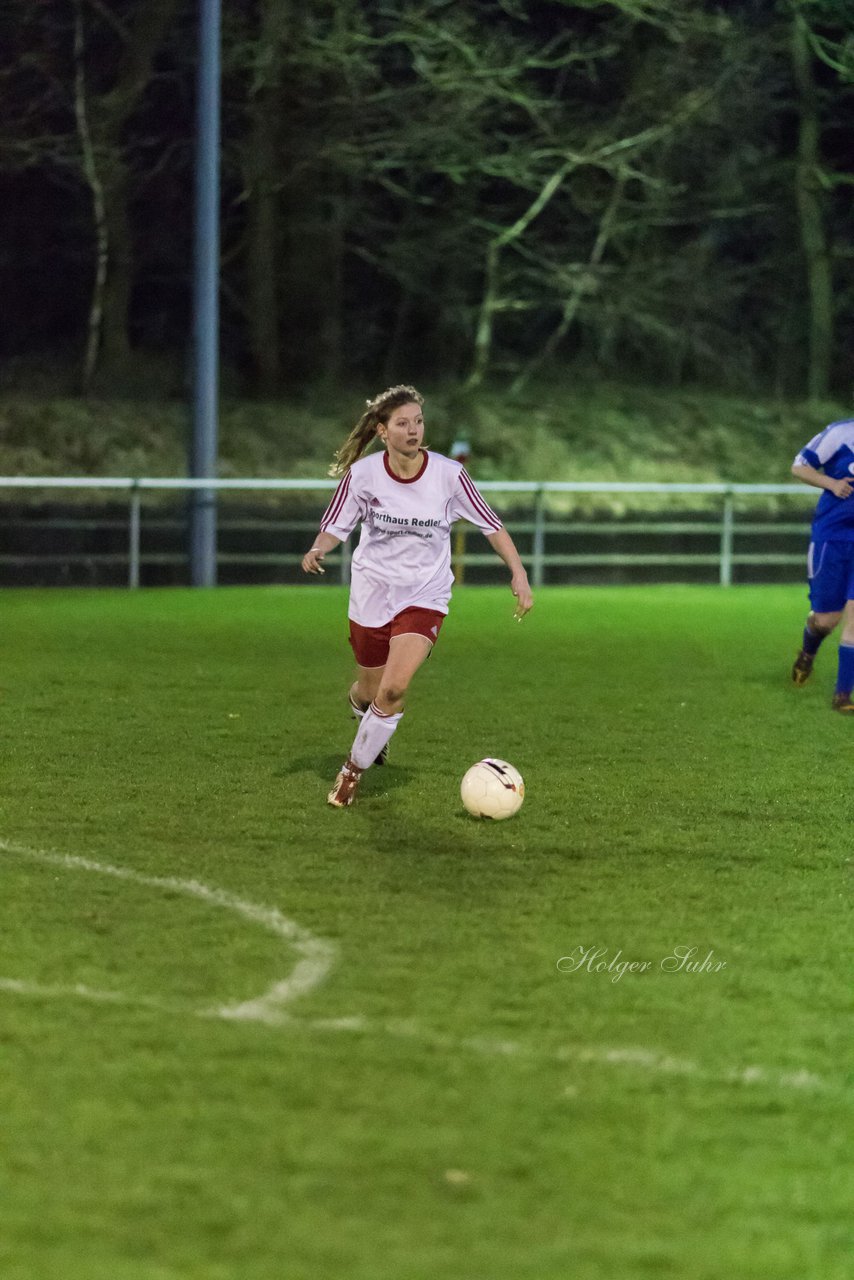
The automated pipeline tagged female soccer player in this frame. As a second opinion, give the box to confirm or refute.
[790,416,854,710]
[301,384,534,806]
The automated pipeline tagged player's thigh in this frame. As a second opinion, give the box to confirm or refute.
[838,596,854,643]
[349,618,391,671]
[808,539,850,615]
[842,550,854,615]
[380,633,433,694]
[355,664,384,701]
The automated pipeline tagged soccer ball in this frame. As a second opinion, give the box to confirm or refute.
[460,758,525,820]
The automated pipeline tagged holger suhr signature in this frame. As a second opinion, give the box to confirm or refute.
[556,945,727,983]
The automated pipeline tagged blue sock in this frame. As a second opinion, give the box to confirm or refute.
[802,623,826,656]
[835,643,854,696]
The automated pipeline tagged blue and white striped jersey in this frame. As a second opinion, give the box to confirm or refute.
[794,419,854,539]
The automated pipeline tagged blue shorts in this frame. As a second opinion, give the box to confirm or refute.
[807,538,854,612]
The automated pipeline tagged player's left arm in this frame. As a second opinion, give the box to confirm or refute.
[791,461,852,499]
[485,528,534,620]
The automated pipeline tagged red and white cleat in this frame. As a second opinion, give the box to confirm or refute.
[327,760,363,807]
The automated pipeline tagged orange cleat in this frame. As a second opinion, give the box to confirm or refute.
[327,760,363,807]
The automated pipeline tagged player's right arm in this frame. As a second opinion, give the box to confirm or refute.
[791,462,852,499]
[301,530,341,575]
[302,466,367,573]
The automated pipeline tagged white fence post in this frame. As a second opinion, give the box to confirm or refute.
[532,486,546,588]
[129,481,141,589]
[720,491,734,587]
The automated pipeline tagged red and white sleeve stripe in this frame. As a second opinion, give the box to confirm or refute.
[320,471,352,532]
[459,468,502,532]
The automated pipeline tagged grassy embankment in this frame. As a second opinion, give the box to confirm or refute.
[0,381,846,513]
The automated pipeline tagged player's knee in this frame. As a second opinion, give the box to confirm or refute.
[377,683,406,708]
[811,611,840,635]
[351,684,371,710]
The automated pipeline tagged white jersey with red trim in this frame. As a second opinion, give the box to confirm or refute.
[319,449,502,626]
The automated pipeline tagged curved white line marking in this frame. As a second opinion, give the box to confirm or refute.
[0,839,840,1097]
[0,975,181,1014]
[0,838,335,1023]
[368,1018,834,1090]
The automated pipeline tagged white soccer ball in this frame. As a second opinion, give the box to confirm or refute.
[460,758,525,820]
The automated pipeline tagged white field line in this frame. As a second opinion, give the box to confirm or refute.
[0,975,180,1015]
[0,837,336,1022]
[370,1021,836,1094]
[0,838,843,1098]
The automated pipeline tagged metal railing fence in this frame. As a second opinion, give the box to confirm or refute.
[0,476,815,589]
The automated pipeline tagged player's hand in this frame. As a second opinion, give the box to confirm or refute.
[511,571,533,621]
[301,546,326,575]
[830,477,853,499]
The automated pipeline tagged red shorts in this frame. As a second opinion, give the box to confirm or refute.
[349,607,446,668]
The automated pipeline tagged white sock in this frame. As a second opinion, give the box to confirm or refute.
[349,688,368,719]
[350,702,402,770]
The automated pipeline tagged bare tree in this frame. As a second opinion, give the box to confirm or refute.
[239,0,307,395]
[72,0,181,384]
[73,0,107,391]
[510,172,626,396]
[791,5,833,400]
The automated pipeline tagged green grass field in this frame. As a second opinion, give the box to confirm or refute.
[1,585,851,1280]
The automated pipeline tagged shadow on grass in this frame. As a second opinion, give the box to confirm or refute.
[283,754,416,794]
[282,753,526,869]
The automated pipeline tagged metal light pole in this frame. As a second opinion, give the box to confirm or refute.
[189,0,221,586]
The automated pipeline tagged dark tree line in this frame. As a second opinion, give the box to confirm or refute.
[0,0,852,399]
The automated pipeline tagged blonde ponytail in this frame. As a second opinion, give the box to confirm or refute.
[329,384,424,477]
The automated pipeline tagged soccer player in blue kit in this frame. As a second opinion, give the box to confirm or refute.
[791,418,854,711]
